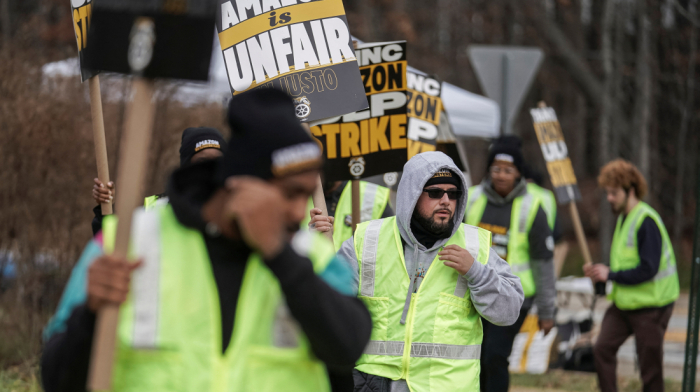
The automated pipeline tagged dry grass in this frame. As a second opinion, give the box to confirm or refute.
[510,370,690,392]
[0,41,227,371]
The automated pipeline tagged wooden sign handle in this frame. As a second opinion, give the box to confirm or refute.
[569,202,593,267]
[301,123,334,245]
[351,180,360,233]
[87,78,156,391]
[312,175,334,244]
[89,76,113,215]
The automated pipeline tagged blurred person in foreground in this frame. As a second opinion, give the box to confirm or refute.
[336,151,524,392]
[464,135,556,392]
[306,178,394,250]
[41,89,372,392]
[90,127,226,234]
[585,159,679,392]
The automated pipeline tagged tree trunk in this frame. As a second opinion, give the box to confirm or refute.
[1,0,11,50]
[673,8,698,246]
[598,0,617,264]
[633,0,652,183]
[437,0,452,55]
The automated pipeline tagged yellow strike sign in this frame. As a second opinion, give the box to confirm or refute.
[311,114,407,159]
[72,3,92,52]
[531,107,577,188]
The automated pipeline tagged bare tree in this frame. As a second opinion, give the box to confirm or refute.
[597,0,617,264]
[673,1,698,246]
[1,0,10,50]
[633,0,653,182]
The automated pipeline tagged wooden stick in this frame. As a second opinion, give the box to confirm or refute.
[301,123,334,244]
[351,179,360,232]
[89,76,112,215]
[312,175,334,244]
[87,78,156,391]
[569,202,593,267]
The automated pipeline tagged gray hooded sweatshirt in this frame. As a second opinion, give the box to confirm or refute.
[338,153,525,387]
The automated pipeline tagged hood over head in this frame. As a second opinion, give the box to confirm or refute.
[395,151,468,249]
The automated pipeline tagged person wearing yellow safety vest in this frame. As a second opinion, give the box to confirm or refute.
[336,151,524,392]
[90,127,226,235]
[522,165,560,235]
[307,180,393,249]
[585,159,679,392]
[41,89,372,392]
[464,136,557,392]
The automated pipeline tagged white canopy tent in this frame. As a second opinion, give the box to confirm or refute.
[42,35,500,140]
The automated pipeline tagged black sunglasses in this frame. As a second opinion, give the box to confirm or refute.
[423,188,462,200]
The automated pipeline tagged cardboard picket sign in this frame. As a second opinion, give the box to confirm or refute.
[70,0,99,81]
[84,2,217,389]
[216,0,368,122]
[406,71,442,159]
[85,0,217,81]
[406,71,467,171]
[310,41,408,181]
[530,103,593,271]
[529,105,582,204]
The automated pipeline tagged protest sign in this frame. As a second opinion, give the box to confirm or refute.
[310,41,408,181]
[216,0,368,122]
[407,71,441,159]
[85,0,216,81]
[85,2,217,389]
[530,105,581,204]
[70,0,98,81]
[70,0,112,214]
[530,103,592,270]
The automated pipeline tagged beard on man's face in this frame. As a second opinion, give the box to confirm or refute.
[413,208,455,237]
[610,194,627,214]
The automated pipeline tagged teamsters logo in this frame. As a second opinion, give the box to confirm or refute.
[349,157,366,178]
[128,18,156,73]
[293,96,311,119]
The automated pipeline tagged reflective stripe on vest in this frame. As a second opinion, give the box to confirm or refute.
[466,185,483,214]
[518,193,534,233]
[360,220,383,297]
[361,183,380,222]
[364,341,481,360]
[131,209,161,348]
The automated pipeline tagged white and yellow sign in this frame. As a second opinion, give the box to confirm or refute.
[216,0,368,122]
[530,105,582,203]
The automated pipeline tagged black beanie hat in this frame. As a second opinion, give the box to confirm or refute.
[217,88,322,183]
[487,135,524,174]
[424,169,461,189]
[179,127,226,166]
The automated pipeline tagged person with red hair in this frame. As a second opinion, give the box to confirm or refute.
[585,159,679,392]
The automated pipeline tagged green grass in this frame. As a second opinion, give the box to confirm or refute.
[0,366,41,392]
[510,370,689,392]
